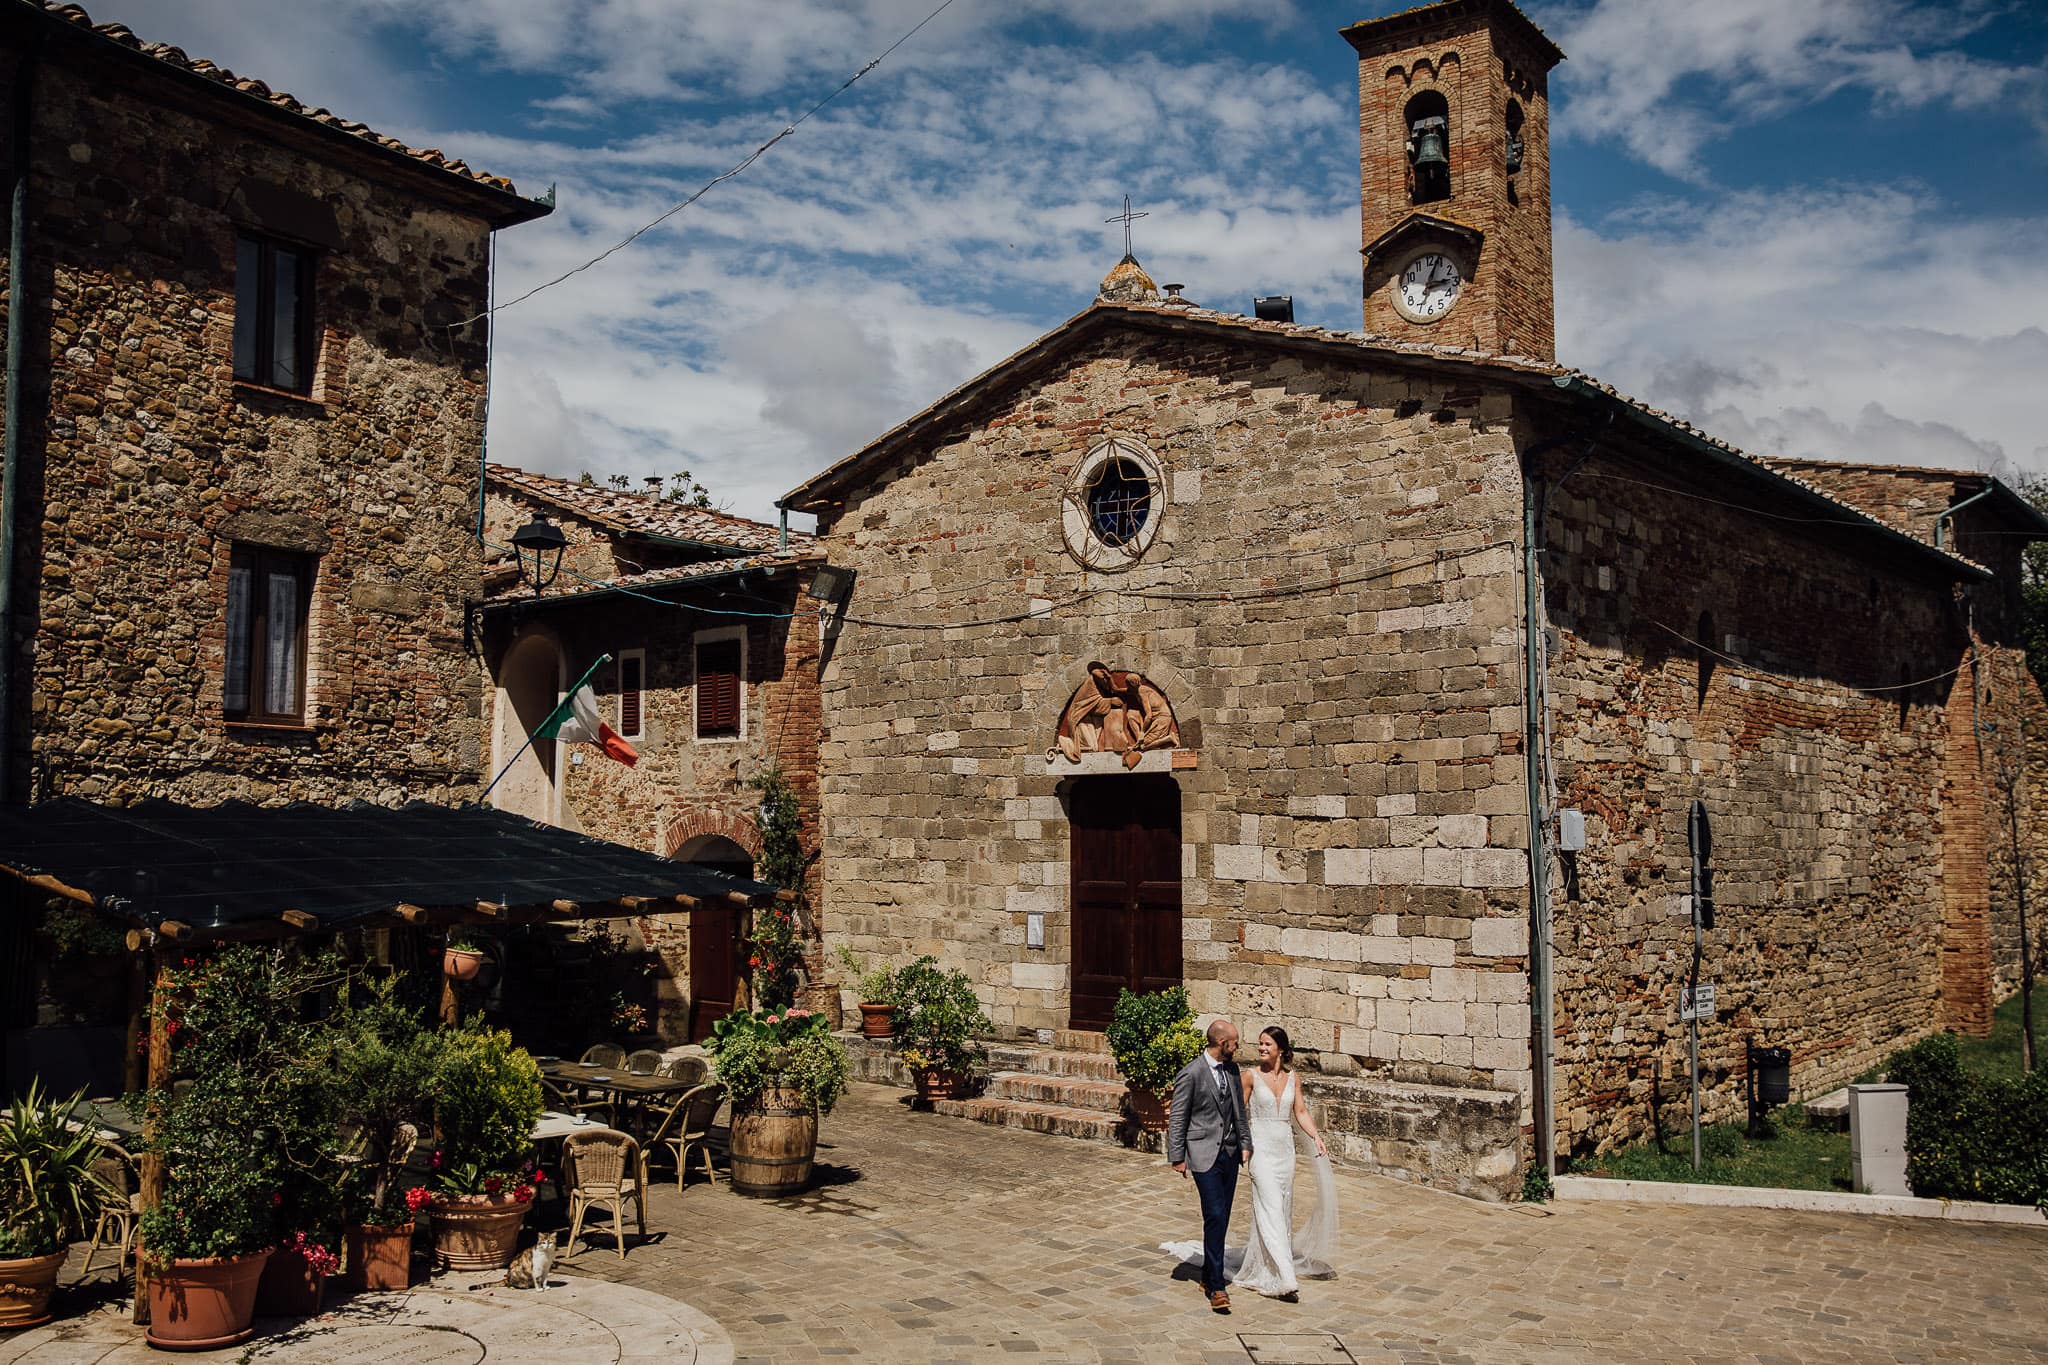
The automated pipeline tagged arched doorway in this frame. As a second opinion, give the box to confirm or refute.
[677,834,752,1042]
[492,632,563,826]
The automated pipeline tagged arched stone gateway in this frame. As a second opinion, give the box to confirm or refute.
[1053,662,1181,767]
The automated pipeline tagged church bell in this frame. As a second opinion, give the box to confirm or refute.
[1408,115,1449,171]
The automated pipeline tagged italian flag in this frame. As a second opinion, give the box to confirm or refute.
[536,656,640,766]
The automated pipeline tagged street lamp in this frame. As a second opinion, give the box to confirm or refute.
[510,513,567,594]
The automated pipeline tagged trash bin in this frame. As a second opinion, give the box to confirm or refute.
[1752,1046,1791,1106]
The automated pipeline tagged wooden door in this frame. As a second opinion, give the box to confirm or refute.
[688,904,738,1043]
[1069,776,1182,1030]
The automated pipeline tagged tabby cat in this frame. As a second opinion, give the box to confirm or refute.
[503,1232,557,1291]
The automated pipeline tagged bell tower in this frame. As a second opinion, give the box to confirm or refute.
[1342,0,1563,359]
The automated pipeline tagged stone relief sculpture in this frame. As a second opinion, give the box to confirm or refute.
[1055,662,1180,767]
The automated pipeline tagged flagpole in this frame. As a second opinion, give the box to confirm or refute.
[478,653,612,804]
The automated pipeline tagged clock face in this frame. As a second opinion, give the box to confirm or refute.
[1394,251,1463,322]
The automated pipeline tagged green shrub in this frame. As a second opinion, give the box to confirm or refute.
[1888,1031,2048,1207]
[1105,987,1204,1095]
[708,1006,849,1115]
[892,955,991,1076]
[318,976,442,1226]
[432,1025,544,1194]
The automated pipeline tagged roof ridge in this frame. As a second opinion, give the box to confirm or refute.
[486,462,815,553]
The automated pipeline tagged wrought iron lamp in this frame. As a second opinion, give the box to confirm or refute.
[510,512,568,594]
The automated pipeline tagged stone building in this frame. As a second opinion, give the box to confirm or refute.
[478,464,825,1041]
[0,0,550,809]
[780,0,2046,1193]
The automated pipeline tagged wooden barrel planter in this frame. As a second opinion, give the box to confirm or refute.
[729,1077,818,1198]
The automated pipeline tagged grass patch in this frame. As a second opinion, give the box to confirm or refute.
[1956,985,2044,1081]
[1578,1106,1851,1192]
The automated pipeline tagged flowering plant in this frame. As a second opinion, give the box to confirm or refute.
[426,1150,547,1204]
[280,1229,340,1277]
[402,1185,434,1217]
[707,1006,848,1115]
[609,993,650,1036]
[749,768,810,1010]
[429,1026,544,1200]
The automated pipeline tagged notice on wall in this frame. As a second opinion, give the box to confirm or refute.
[1680,983,1716,1021]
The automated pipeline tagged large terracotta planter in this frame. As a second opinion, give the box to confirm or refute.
[1125,1086,1170,1133]
[144,1248,273,1351]
[431,1197,528,1271]
[442,948,486,981]
[0,1251,66,1331]
[729,1077,818,1198]
[857,1003,897,1038]
[254,1245,327,1318]
[911,1067,968,1103]
[344,1223,413,1291]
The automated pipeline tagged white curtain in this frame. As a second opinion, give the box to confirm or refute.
[263,571,299,714]
[223,566,251,712]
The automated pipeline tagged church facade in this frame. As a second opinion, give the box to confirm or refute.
[782,0,2046,1191]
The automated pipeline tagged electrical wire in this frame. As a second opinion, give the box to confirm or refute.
[1650,619,1965,694]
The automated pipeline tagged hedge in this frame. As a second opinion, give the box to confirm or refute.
[1886,1032,2048,1208]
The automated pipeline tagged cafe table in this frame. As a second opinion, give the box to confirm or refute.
[534,1059,694,1139]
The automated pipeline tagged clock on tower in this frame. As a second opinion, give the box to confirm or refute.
[1341,0,1563,360]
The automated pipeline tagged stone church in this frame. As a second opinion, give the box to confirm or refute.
[781,0,2047,1194]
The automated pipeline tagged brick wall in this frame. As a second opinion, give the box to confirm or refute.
[1,50,502,806]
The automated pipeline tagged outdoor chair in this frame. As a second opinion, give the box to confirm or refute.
[78,1142,139,1282]
[624,1049,664,1076]
[644,1082,725,1189]
[656,1054,707,1085]
[579,1043,627,1068]
[543,1077,613,1128]
[562,1128,647,1260]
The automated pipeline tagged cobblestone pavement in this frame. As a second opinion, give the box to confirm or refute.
[561,1083,2047,1365]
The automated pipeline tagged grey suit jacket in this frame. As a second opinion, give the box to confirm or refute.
[1165,1052,1254,1173]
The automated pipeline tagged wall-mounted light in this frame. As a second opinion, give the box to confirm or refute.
[510,513,567,594]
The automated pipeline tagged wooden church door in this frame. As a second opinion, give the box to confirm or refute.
[1068,775,1182,1030]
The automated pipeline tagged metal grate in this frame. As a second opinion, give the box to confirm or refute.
[1239,1334,1358,1365]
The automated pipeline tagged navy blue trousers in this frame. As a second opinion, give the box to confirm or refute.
[1190,1148,1241,1294]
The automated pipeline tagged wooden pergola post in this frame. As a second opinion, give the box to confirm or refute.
[131,944,171,1324]
[439,926,459,1027]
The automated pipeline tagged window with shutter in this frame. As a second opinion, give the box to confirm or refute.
[695,635,743,739]
[617,651,646,740]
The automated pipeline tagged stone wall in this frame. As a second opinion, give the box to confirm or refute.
[1,46,504,806]
[811,324,1540,1179]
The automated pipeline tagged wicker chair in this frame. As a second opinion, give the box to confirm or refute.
[543,1078,613,1128]
[562,1128,647,1260]
[78,1142,139,1281]
[644,1083,725,1189]
[579,1043,627,1068]
[624,1049,664,1076]
[656,1054,708,1085]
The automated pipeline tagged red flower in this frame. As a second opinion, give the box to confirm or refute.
[513,1184,535,1204]
[272,1192,283,1206]
[749,955,762,967]
[484,1175,503,1195]
[404,1186,434,1213]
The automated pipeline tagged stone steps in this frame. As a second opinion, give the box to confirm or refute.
[930,1096,1127,1144]
[982,1071,1128,1113]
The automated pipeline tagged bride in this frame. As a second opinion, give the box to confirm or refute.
[1164,1025,1340,1300]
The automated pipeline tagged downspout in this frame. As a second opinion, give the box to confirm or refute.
[777,503,788,554]
[1934,484,1996,552]
[1521,391,1610,1177]
[2,37,41,805]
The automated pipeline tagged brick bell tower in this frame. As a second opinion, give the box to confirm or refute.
[1342,0,1563,360]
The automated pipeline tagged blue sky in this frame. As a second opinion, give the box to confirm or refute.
[96,0,2048,523]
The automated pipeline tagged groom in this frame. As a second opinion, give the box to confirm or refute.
[1167,1018,1253,1313]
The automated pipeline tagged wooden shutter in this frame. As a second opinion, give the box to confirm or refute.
[617,653,644,738]
[696,638,741,738]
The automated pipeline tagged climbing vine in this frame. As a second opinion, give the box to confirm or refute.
[748,768,808,1011]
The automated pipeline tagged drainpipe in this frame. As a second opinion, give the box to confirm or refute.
[1520,394,1610,1177]
[2,37,41,806]
[776,503,789,554]
[1934,485,1996,552]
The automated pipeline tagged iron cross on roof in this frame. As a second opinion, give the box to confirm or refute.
[1106,195,1148,258]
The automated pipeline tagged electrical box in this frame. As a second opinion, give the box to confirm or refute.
[1557,808,1586,852]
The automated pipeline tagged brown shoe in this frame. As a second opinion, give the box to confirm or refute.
[1208,1289,1231,1313]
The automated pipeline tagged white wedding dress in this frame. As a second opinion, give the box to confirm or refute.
[1162,1070,1339,1297]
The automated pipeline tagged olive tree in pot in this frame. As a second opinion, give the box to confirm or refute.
[318,977,441,1291]
[1105,987,1205,1133]
[892,956,992,1103]
[423,1026,546,1272]
[0,1083,114,1330]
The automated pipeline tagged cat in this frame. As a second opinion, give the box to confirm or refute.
[503,1233,557,1291]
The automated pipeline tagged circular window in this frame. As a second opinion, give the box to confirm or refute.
[1061,438,1164,571]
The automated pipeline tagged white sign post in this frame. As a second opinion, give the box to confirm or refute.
[1680,983,1716,1021]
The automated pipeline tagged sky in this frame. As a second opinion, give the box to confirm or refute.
[93,0,2048,525]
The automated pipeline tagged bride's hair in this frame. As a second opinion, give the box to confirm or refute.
[1260,1026,1294,1069]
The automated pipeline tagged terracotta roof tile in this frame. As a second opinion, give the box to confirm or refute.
[37,1,529,197]
[485,551,822,605]
[487,463,816,555]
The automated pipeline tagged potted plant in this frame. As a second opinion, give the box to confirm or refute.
[318,977,440,1291]
[1105,986,1204,1132]
[444,928,489,981]
[892,956,992,1103]
[132,947,337,1348]
[834,946,900,1038]
[425,1025,545,1271]
[709,1006,850,1197]
[0,1083,114,1331]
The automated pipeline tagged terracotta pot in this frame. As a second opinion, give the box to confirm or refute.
[144,1248,273,1351]
[254,1244,328,1317]
[344,1223,413,1291]
[430,1197,528,1271]
[857,1002,897,1038]
[729,1077,818,1198]
[0,1251,66,1331]
[911,1067,967,1103]
[1125,1086,1170,1133]
[442,948,486,981]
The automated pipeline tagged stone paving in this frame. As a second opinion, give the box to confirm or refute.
[572,1083,2046,1365]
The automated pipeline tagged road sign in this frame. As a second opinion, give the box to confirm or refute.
[1680,983,1716,1021]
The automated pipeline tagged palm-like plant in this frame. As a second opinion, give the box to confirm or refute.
[0,1082,115,1259]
